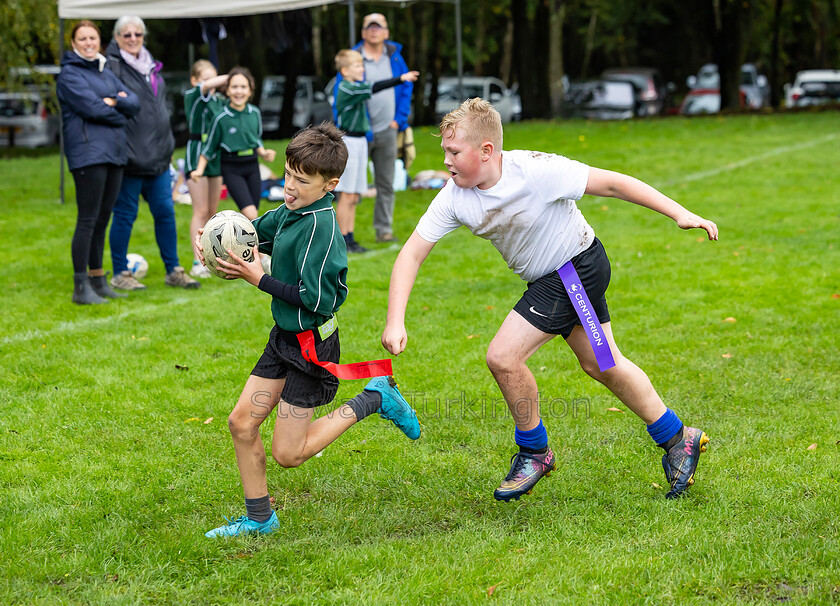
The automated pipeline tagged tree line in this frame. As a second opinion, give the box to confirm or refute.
[3,0,838,133]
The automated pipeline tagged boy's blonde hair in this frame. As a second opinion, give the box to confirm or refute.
[190,59,216,80]
[335,49,363,72]
[438,98,503,150]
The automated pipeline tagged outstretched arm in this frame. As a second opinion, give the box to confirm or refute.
[382,231,436,355]
[585,167,719,241]
[199,74,230,96]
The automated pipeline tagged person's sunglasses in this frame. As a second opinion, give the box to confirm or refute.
[121,32,144,39]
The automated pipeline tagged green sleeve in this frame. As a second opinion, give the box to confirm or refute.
[252,208,280,255]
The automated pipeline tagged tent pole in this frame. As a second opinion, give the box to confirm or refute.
[59,18,65,205]
[455,0,463,100]
[348,0,356,46]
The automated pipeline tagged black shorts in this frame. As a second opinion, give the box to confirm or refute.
[513,237,611,338]
[220,155,261,212]
[251,325,340,408]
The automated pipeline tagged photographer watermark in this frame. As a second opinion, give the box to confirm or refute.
[248,390,591,422]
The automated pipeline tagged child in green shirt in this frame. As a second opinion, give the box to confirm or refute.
[184,59,228,278]
[332,49,418,253]
[197,124,420,538]
[191,66,275,221]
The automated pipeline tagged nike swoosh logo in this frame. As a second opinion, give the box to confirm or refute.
[529,306,548,318]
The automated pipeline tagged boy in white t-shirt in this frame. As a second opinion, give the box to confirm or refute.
[381,98,719,501]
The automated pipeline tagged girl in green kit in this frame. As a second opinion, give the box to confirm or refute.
[184,59,228,278]
[191,66,276,221]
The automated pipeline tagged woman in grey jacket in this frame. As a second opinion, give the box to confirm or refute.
[105,15,199,291]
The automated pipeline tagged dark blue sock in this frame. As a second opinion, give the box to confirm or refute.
[245,495,272,523]
[515,420,548,453]
[647,408,683,446]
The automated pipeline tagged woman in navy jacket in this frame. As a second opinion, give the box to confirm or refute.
[57,20,139,304]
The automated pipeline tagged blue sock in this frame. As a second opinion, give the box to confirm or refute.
[515,420,548,452]
[646,408,683,446]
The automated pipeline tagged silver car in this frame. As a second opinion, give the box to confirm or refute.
[433,76,516,123]
[0,90,59,148]
[260,75,333,133]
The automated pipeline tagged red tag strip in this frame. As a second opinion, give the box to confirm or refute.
[297,330,393,380]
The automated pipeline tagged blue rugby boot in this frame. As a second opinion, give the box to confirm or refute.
[365,376,421,440]
[493,448,556,502]
[661,426,710,499]
[205,511,280,538]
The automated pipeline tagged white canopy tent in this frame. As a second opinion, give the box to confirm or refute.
[58,0,337,19]
[55,0,464,201]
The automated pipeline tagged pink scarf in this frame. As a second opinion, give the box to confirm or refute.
[120,46,164,96]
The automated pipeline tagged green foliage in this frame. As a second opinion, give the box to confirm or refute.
[0,0,59,89]
[2,113,840,603]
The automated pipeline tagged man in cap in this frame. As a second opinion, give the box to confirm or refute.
[334,13,413,243]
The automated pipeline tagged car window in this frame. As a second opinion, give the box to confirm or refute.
[0,95,39,116]
[696,71,719,89]
[262,79,285,99]
[601,82,635,105]
[438,82,483,101]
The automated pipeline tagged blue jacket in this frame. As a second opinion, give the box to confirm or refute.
[57,51,139,171]
[333,40,413,133]
[105,40,175,177]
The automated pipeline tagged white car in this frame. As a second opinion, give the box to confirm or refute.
[680,63,770,115]
[784,69,840,107]
[433,77,516,123]
[0,90,59,148]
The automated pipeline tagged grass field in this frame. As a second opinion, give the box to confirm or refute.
[1,112,839,605]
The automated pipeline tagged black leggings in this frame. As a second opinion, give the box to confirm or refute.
[221,156,261,212]
[71,163,124,273]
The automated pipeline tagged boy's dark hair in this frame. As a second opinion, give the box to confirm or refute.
[225,66,255,100]
[285,122,348,180]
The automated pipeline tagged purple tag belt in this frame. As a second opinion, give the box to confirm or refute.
[557,261,616,372]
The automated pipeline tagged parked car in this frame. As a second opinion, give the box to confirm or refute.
[600,67,674,116]
[563,80,636,120]
[680,63,770,115]
[0,89,59,148]
[509,82,522,121]
[260,75,333,133]
[784,69,840,107]
[433,76,517,123]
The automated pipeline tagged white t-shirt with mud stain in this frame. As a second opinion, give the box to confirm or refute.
[416,149,594,282]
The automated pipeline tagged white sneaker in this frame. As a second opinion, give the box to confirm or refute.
[190,263,212,278]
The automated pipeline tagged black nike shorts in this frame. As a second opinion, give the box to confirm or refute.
[251,325,340,408]
[512,237,611,338]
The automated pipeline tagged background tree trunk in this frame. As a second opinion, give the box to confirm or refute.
[512,0,536,119]
[713,0,747,110]
[499,20,514,85]
[769,0,784,107]
[581,7,598,79]
[549,0,566,117]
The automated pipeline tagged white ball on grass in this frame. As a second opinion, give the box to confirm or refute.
[125,253,148,279]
